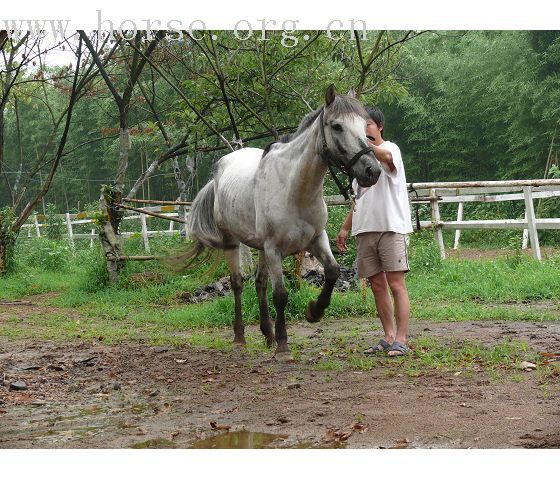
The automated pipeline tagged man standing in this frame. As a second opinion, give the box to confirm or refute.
[336,106,413,356]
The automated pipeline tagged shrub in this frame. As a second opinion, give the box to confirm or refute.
[16,238,71,272]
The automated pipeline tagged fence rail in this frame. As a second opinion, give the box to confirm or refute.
[328,179,560,261]
[21,179,560,261]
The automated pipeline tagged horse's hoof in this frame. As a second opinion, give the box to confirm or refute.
[265,336,275,348]
[305,301,321,323]
[273,351,294,362]
[233,338,246,347]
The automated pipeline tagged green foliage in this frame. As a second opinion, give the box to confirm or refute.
[384,31,560,182]
[16,238,71,272]
[44,204,65,240]
[73,244,110,293]
[408,229,443,272]
[0,206,17,273]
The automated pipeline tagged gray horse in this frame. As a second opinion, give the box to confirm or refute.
[174,85,381,359]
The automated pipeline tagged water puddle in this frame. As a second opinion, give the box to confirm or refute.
[130,438,174,449]
[188,431,347,449]
[190,431,288,448]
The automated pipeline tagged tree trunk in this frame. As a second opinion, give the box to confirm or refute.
[98,185,125,284]
[0,233,15,275]
[0,208,17,275]
[97,126,130,283]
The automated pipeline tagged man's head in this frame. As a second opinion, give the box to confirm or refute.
[365,106,385,145]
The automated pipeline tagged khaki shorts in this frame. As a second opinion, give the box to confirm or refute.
[356,232,410,279]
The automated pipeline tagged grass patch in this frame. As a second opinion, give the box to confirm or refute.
[306,334,545,380]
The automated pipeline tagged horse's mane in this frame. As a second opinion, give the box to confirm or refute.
[261,95,368,158]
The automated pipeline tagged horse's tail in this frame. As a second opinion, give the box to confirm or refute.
[187,180,224,248]
[162,180,224,273]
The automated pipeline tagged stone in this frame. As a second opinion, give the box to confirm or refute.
[519,361,537,371]
[152,346,169,354]
[287,382,302,390]
[9,381,27,391]
[47,364,65,371]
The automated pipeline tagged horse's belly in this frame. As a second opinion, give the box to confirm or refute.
[215,148,262,245]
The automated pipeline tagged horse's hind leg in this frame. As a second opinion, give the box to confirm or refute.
[263,243,291,359]
[305,231,340,323]
[256,251,274,348]
[223,246,245,345]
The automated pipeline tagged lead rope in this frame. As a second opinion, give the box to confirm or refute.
[408,184,421,231]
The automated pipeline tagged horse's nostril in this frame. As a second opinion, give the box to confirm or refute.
[366,166,373,177]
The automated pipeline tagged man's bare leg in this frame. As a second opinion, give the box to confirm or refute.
[368,272,396,344]
[385,271,410,356]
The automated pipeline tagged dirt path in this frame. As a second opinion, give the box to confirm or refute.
[1,316,559,449]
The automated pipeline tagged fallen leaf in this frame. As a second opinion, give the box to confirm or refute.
[210,421,231,431]
[351,422,368,432]
[324,427,353,442]
[175,359,187,364]
[539,352,560,358]
[324,428,339,442]
[393,438,411,449]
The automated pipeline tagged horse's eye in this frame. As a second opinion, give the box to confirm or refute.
[332,124,343,132]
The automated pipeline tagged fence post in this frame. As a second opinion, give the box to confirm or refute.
[169,219,174,232]
[182,207,188,236]
[34,214,41,237]
[521,212,529,249]
[453,201,464,250]
[140,213,150,253]
[65,213,75,249]
[523,186,541,261]
[430,188,445,259]
[90,228,96,248]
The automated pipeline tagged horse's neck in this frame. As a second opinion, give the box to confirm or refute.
[282,120,328,204]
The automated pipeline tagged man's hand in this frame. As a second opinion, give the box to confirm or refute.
[336,229,349,253]
[370,143,395,172]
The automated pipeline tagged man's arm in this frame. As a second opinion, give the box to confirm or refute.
[336,208,353,252]
[371,143,396,173]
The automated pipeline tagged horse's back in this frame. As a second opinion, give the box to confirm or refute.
[215,147,263,183]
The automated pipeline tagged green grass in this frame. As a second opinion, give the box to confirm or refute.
[1,235,559,349]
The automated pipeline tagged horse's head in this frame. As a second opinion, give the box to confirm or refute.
[321,85,382,188]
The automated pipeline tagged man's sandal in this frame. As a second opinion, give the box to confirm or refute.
[387,341,410,357]
[364,339,392,355]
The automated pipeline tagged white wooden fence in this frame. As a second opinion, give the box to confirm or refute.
[21,179,560,261]
[22,204,190,254]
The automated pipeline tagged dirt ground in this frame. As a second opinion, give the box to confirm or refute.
[1,302,559,449]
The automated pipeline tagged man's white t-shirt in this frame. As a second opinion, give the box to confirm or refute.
[351,140,413,236]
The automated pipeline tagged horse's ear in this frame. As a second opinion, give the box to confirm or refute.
[347,88,356,98]
[325,84,337,106]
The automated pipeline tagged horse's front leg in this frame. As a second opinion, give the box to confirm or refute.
[223,246,245,345]
[263,243,291,360]
[305,230,340,323]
